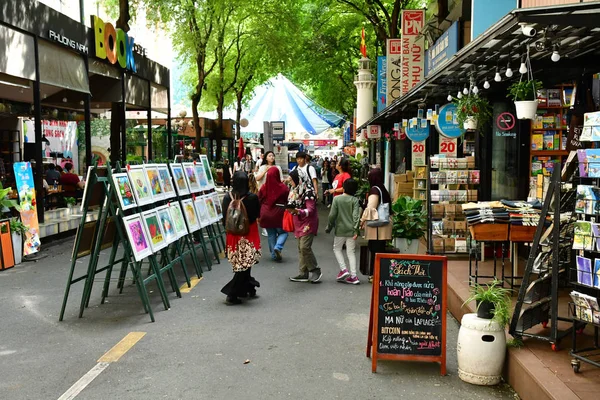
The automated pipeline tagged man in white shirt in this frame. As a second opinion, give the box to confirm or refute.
[295,151,318,197]
[255,153,264,171]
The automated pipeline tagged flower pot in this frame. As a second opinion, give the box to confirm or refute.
[11,232,22,265]
[477,300,495,319]
[514,100,538,120]
[394,238,419,254]
[457,313,506,385]
[464,117,478,131]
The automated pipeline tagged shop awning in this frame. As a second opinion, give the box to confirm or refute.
[38,40,89,94]
[361,1,600,129]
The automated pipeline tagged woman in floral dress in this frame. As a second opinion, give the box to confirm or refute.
[221,171,261,304]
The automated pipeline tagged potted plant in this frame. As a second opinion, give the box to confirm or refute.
[65,197,77,212]
[9,218,26,265]
[507,79,543,120]
[454,94,492,131]
[464,280,512,326]
[391,196,427,253]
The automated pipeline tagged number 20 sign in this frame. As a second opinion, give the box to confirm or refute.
[439,137,457,158]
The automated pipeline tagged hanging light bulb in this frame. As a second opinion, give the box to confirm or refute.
[457,91,463,99]
[551,45,560,62]
[519,55,528,74]
[472,85,479,94]
[494,70,502,82]
[447,94,453,102]
[505,62,513,78]
[483,79,490,89]
[463,86,469,95]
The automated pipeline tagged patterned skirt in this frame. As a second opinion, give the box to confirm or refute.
[226,222,262,272]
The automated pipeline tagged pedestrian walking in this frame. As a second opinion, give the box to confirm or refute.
[243,153,255,174]
[258,167,290,262]
[321,159,332,206]
[287,169,321,283]
[327,158,351,198]
[294,151,319,198]
[326,178,361,284]
[221,171,261,305]
[254,151,283,188]
[360,168,392,281]
[233,157,242,173]
[222,159,232,190]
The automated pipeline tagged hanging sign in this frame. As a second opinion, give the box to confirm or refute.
[367,254,447,375]
[386,39,402,105]
[435,103,462,138]
[377,56,387,113]
[400,10,425,95]
[271,121,285,141]
[13,162,41,255]
[361,128,368,141]
[367,125,382,139]
[426,22,459,77]
[439,136,457,158]
[411,141,426,167]
[405,120,429,142]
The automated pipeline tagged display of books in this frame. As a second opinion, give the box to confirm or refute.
[576,256,593,286]
[573,221,594,250]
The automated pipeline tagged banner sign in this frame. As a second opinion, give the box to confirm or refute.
[405,120,429,142]
[271,121,285,141]
[23,120,79,171]
[426,22,459,77]
[367,125,382,139]
[411,141,426,167]
[439,136,458,158]
[377,56,387,112]
[435,103,462,138]
[274,145,289,174]
[386,39,402,106]
[400,10,425,95]
[13,162,41,255]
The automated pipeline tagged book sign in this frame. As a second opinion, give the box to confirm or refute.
[412,141,426,167]
[439,136,457,158]
[367,125,382,139]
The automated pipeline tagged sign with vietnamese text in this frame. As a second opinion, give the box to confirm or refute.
[426,22,459,76]
[435,103,462,138]
[377,56,387,112]
[386,39,402,106]
[411,141,426,167]
[367,125,382,139]
[405,120,429,142]
[439,136,457,158]
[400,10,425,95]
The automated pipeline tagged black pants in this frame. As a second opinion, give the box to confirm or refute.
[221,269,259,299]
[368,240,387,276]
[223,174,231,189]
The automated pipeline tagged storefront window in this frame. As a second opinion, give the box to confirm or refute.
[491,103,519,200]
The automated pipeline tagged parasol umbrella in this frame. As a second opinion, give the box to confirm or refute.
[237,137,245,160]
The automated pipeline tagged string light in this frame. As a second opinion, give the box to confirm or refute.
[519,55,528,74]
[494,70,502,82]
[447,94,452,102]
[551,44,560,62]
[457,91,463,99]
[472,85,479,94]
[505,62,513,78]
[483,79,490,89]
[463,86,469,95]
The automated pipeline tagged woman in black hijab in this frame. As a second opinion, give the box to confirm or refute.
[221,171,261,304]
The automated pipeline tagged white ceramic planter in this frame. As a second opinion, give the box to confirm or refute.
[514,100,538,120]
[394,238,419,254]
[11,232,22,265]
[457,313,506,385]
[464,117,478,130]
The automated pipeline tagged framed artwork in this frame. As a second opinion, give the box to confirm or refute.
[204,195,219,223]
[195,196,210,228]
[112,173,137,210]
[181,198,201,232]
[156,205,178,244]
[211,193,223,218]
[195,163,210,191]
[127,165,153,206]
[157,165,176,200]
[183,162,201,193]
[144,164,164,200]
[170,163,189,195]
[123,214,152,261]
[200,155,215,189]
[168,203,189,238]
[142,210,167,252]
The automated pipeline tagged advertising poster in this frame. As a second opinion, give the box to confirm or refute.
[412,141,426,167]
[22,120,79,171]
[274,145,289,174]
[439,136,458,158]
[386,39,402,105]
[13,162,41,255]
[377,56,387,112]
[400,10,425,95]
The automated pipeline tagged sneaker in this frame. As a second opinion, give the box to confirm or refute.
[290,273,309,282]
[345,275,360,285]
[327,204,331,208]
[336,269,350,281]
[261,228,268,237]
[309,269,323,283]
[274,249,282,261]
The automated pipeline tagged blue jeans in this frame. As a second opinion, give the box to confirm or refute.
[266,228,288,258]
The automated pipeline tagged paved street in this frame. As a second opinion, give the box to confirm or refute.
[0,207,516,400]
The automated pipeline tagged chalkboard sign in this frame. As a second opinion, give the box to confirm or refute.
[367,254,447,375]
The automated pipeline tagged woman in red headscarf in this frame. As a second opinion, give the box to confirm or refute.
[258,167,290,261]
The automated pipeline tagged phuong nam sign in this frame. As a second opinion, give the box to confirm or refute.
[386,39,402,105]
[49,30,88,54]
[400,10,425,95]
[426,22,459,77]
[13,162,41,255]
[377,56,387,113]
[92,15,144,72]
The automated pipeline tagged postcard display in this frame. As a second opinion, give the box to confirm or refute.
[59,159,224,323]
[569,110,600,372]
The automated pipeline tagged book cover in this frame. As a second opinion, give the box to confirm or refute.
[542,115,556,129]
[586,149,600,177]
[543,132,554,150]
[531,134,543,150]
[578,149,589,177]
[469,170,480,184]
[563,88,574,106]
[570,291,593,322]
[532,115,544,130]
[531,160,542,176]
[574,221,594,250]
[595,259,600,288]
[547,89,561,107]
[575,185,595,214]
[577,256,593,286]
[457,170,469,184]
[593,224,600,252]
[537,89,548,107]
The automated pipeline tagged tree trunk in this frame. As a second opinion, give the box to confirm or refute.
[215,94,224,161]
[235,91,243,140]
[191,90,201,154]
[110,0,130,165]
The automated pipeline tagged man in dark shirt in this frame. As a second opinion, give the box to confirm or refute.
[60,163,84,197]
[46,164,61,185]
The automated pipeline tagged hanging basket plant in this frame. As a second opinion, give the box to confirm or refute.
[453,94,492,131]
[506,48,543,120]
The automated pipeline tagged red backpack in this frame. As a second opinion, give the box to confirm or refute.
[225,193,250,236]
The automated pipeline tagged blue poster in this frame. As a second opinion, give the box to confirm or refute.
[13,162,41,255]
[406,120,430,142]
[377,56,387,113]
[426,22,459,76]
[435,103,462,138]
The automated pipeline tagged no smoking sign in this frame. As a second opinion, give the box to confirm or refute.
[496,112,516,131]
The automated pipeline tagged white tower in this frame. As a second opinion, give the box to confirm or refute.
[354,57,376,143]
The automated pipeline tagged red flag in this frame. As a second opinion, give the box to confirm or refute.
[360,27,367,58]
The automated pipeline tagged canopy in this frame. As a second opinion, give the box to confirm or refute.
[242,74,344,135]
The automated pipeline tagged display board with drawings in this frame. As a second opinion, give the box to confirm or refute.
[367,254,447,375]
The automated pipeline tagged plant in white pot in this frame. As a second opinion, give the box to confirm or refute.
[391,196,426,253]
[9,219,27,265]
[65,197,77,212]
[453,93,492,132]
[457,280,512,386]
[507,79,543,120]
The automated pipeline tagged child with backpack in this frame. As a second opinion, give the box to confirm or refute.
[325,178,361,284]
[221,171,261,305]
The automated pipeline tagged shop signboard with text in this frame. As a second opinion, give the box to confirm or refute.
[400,10,425,95]
[367,125,382,139]
[91,15,146,72]
[435,103,462,138]
[386,39,402,105]
[377,56,387,112]
[439,136,458,158]
[426,22,459,77]
[412,141,426,166]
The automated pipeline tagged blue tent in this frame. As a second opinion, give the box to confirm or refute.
[242,74,345,135]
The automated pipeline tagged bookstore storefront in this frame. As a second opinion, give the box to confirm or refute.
[0,0,170,222]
